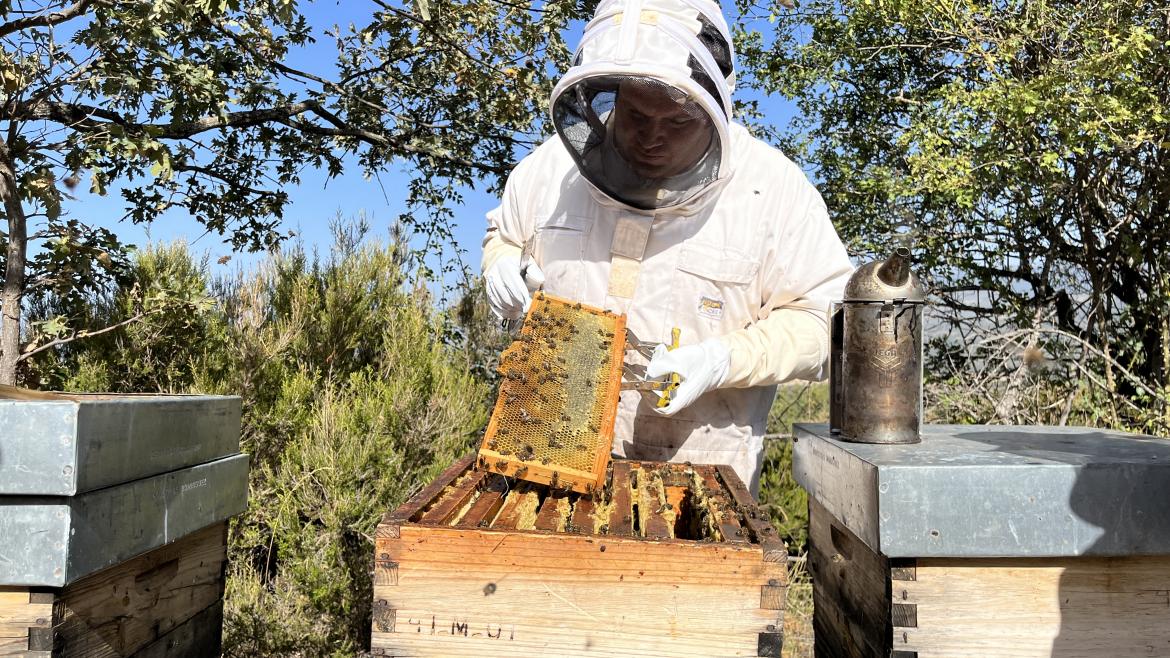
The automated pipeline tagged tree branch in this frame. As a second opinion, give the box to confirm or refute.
[7,99,509,175]
[279,113,507,175]
[18,307,158,361]
[7,99,318,138]
[0,0,94,39]
[177,163,283,198]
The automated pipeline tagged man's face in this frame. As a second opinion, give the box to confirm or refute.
[612,80,714,180]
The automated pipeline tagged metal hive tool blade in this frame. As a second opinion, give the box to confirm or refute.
[477,292,626,494]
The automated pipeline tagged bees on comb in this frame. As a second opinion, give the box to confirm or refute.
[479,293,624,493]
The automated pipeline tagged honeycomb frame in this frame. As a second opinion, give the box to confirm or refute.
[477,292,626,493]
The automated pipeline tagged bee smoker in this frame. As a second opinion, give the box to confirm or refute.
[829,247,926,444]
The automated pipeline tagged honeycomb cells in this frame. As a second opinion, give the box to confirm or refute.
[481,293,625,489]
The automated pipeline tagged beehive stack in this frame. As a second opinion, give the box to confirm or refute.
[794,423,1170,657]
[0,388,247,657]
[371,454,787,657]
[478,292,627,494]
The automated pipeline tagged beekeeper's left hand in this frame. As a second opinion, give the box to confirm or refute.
[646,339,731,415]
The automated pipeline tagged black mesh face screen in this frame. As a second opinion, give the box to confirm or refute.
[696,13,733,80]
[686,55,724,116]
[552,75,722,210]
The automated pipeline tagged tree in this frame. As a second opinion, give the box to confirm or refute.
[735,0,1170,428]
[0,0,587,385]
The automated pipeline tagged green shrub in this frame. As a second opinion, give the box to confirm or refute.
[759,382,830,555]
[27,221,490,656]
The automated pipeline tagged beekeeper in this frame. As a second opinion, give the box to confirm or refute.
[482,0,853,495]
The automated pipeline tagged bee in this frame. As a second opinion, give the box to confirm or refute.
[498,427,510,436]
[548,437,562,449]
[499,449,512,456]
[575,444,588,451]
[549,471,560,488]
[541,457,552,465]
[598,523,609,534]
[514,466,528,479]
[495,460,509,471]
[557,356,566,365]
[573,302,582,310]
[486,439,498,450]
[588,423,599,433]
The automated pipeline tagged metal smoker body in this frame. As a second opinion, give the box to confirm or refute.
[829,248,926,444]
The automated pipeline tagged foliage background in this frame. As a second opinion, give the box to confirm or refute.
[31,222,500,655]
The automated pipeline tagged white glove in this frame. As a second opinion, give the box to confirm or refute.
[484,256,545,320]
[645,338,731,415]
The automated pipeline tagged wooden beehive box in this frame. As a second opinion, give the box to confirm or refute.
[794,423,1170,657]
[1,388,245,656]
[371,454,787,657]
[0,522,227,657]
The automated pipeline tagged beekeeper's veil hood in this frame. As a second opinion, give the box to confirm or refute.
[550,0,735,211]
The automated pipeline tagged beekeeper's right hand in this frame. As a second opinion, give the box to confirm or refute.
[484,256,545,321]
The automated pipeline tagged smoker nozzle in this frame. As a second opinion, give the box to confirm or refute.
[877,247,912,288]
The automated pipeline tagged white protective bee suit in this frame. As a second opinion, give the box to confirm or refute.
[482,0,853,495]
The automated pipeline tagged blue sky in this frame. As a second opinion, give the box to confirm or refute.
[60,1,801,284]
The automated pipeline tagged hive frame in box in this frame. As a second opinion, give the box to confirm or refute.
[477,293,627,494]
[371,454,788,658]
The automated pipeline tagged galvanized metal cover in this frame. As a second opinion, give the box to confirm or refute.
[0,453,248,586]
[0,394,241,495]
[793,423,1170,558]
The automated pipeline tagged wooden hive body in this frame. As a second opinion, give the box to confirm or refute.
[371,455,787,657]
[809,499,1170,657]
[795,423,1170,657]
[0,523,227,657]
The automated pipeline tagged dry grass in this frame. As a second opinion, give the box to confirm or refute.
[783,554,814,658]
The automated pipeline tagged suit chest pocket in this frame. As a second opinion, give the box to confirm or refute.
[533,214,591,301]
[671,242,760,331]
